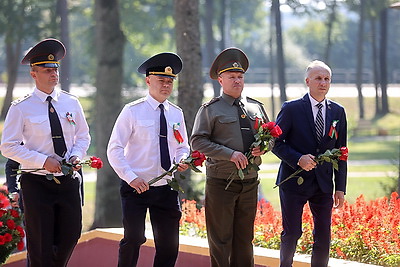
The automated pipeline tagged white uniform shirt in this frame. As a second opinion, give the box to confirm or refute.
[0,87,91,174]
[107,94,190,185]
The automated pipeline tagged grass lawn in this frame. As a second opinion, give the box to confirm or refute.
[82,181,96,231]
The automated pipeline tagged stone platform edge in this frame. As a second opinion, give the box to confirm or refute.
[5,228,380,267]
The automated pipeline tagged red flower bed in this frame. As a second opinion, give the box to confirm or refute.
[180,192,400,266]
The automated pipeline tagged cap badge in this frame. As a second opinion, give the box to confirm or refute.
[165,66,173,74]
[48,54,55,61]
[233,62,239,68]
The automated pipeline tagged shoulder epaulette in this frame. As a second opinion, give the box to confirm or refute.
[127,98,146,107]
[11,94,32,105]
[61,90,78,98]
[246,96,264,105]
[202,97,220,107]
[169,102,183,112]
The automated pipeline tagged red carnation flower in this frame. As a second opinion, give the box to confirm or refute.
[339,147,349,161]
[3,233,12,243]
[0,194,10,209]
[270,125,283,138]
[264,121,276,130]
[17,240,25,251]
[9,209,20,218]
[191,150,201,159]
[0,210,6,217]
[16,226,25,237]
[193,158,204,167]
[89,156,103,169]
[6,219,16,230]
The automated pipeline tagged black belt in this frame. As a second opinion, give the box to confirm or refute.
[229,178,258,184]
[21,173,72,179]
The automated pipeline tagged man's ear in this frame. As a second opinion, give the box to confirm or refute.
[217,76,223,86]
[30,71,37,79]
[145,76,151,86]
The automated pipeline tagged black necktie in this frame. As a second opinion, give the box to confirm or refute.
[315,102,324,143]
[47,96,67,157]
[234,99,255,153]
[159,104,171,171]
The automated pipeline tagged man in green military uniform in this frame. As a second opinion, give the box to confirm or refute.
[190,47,270,266]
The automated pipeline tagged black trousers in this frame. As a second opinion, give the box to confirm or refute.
[20,173,82,267]
[118,182,181,267]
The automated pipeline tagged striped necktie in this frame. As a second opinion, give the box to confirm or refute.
[315,102,324,143]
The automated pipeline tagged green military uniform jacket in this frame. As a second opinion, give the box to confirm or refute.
[190,93,269,180]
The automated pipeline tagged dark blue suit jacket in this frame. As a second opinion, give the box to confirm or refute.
[273,94,347,194]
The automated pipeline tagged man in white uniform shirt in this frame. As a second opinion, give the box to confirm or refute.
[107,52,190,267]
[0,38,90,266]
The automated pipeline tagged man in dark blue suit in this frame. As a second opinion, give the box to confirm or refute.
[273,60,347,267]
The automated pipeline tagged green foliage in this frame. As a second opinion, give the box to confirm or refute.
[179,222,207,239]
[253,231,281,250]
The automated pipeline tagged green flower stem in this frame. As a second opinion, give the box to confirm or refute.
[133,164,178,193]
[273,167,304,188]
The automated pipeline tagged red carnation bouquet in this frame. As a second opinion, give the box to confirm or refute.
[226,117,282,190]
[0,187,25,265]
[134,150,206,193]
[274,147,349,188]
[14,156,103,184]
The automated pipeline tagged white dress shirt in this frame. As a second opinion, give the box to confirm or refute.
[0,87,91,175]
[107,94,190,185]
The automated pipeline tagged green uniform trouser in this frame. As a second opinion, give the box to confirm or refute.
[205,177,259,267]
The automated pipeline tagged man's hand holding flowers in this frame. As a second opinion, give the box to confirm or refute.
[130,162,190,194]
[43,156,63,174]
[132,151,206,194]
[226,118,282,190]
[15,156,103,184]
[274,147,349,189]
[129,178,149,194]
[177,162,189,172]
[230,146,266,170]
[69,155,83,172]
[297,154,318,172]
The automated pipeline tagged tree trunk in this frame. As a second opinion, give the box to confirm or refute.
[323,0,337,64]
[356,0,365,119]
[0,0,25,120]
[379,7,389,115]
[223,0,231,48]
[269,2,276,119]
[219,0,225,49]
[370,18,381,116]
[1,41,21,120]
[273,0,287,105]
[174,0,203,200]
[203,0,220,97]
[92,0,125,228]
[57,0,71,92]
